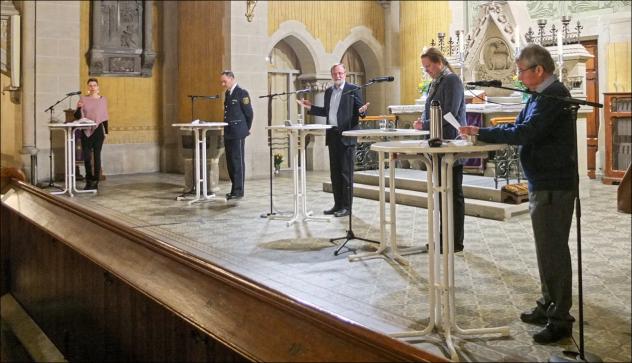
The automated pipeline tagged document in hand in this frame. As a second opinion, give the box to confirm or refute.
[443,112,462,130]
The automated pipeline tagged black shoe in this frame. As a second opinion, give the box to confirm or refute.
[334,208,350,217]
[84,181,95,190]
[226,193,243,200]
[323,206,340,215]
[520,307,548,326]
[533,323,572,344]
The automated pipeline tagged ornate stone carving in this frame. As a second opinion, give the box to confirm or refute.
[89,0,155,77]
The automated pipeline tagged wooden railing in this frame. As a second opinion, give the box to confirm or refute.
[1,179,445,362]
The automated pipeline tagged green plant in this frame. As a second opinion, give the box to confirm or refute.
[274,153,283,168]
[512,75,530,102]
[418,80,430,96]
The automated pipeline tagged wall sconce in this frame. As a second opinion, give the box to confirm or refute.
[246,0,257,22]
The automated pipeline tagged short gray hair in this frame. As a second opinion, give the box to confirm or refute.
[221,70,235,78]
[516,44,556,74]
[330,63,346,73]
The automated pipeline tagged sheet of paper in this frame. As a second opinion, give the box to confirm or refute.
[443,112,461,130]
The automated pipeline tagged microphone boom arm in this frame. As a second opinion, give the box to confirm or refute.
[479,84,602,108]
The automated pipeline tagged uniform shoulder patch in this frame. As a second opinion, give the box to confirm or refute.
[242,97,250,105]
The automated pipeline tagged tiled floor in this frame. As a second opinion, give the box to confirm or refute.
[58,171,631,362]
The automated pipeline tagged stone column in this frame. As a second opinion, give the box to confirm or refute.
[19,1,37,182]
[228,0,270,179]
[34,1,81,184]
[381,0,400,107]
[160,1,179,173]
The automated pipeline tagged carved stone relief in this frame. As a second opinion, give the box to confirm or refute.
[89,0,156,77]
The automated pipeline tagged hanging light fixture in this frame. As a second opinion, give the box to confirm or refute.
[246,0,257,22]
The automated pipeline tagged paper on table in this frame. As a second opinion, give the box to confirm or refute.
[76,118,95,124]
[443,112,462,130]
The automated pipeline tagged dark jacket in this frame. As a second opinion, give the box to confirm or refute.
[308,83,364,146]
[223,85,254,140]
[478,79,576,191]
[422,72,466,140]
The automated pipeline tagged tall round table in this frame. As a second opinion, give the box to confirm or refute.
[266,124,332,226]
[371,140,511,362]
[172,122,228,205]
[48,121,98,197]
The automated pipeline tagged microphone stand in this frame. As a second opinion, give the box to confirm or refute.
[178,95,220,200]
[331,85,380,255]
[474,83,603,363]
[259,87,312,218]
[43,94,73,189]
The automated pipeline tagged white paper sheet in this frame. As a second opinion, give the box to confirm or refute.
[443,112,462,130]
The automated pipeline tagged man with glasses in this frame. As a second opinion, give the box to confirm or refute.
[297,63,369,217]
[460,44,576,344]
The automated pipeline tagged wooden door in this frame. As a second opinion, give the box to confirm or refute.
[583,40,599,178]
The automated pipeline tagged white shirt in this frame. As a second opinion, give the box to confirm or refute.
[328,81,345,127]
[229,83,238,96]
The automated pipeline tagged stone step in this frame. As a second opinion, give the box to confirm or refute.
[322,181,528,221]
[355,168,527,202]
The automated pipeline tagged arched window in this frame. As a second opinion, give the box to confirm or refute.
[341,47,366,101]
[267,40,303,169]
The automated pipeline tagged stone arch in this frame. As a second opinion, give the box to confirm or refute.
[267,20,325,76]
[332,26,384,79]
[332,27,386,115]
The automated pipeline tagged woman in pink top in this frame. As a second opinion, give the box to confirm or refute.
[74,78,109,190]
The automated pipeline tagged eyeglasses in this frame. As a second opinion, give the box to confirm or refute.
[518,65,537,74]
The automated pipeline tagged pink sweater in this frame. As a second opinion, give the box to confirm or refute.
[79,95,109,137]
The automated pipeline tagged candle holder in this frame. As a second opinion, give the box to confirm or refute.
[537,19,547,45]
[561,16,571,44]
[437,32,446,53]
[550,24,558,46]
[575,20,583,43]
[447,36,454,56]
[525,27,535,43]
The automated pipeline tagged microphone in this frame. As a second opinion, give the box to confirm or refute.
[466,80,502,87]
[369,76,395,83]
[188,95,220,99]
[66,91,81,96]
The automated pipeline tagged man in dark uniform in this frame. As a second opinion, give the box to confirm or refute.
[297,63,369,217]
[220,70,253,200]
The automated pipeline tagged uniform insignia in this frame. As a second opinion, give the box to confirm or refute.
[242,97,250,105]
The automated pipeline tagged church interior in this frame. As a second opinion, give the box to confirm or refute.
[1,1,631,362]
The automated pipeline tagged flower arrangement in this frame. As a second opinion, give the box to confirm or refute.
[418,79,430,96]
[273,153,283,169]
[512,75,530,102]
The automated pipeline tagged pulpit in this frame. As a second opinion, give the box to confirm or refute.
[63,109,85,180]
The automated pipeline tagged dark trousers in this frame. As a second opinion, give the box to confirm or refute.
[328,132,355,210]
[224,138,245,196]
[529,189,576,327]
[81,124,105,181]
[438,163,465,250]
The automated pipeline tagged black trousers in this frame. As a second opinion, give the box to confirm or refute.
[81,124,105,181]
[327,131,355,210]
[438,163,465,250]
[529,189,575,327]
[224,138,246,196]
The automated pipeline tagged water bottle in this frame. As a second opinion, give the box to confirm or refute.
[429,100,442,141]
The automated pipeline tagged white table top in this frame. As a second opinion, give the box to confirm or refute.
[266,124,333,131]
[172,121,227,128]
[48,121,97,128]
[342,128,429,137]
[371,140,507,154]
